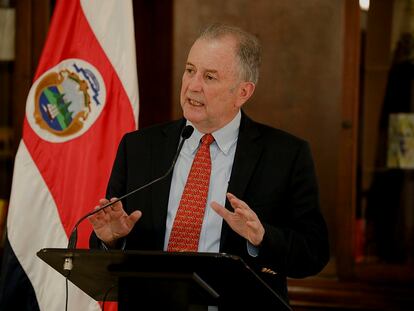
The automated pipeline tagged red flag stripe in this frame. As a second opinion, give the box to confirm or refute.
[23,0,136,248]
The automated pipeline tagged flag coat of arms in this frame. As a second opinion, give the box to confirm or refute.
[0,0,138,310]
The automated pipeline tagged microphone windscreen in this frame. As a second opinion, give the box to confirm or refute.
[181,125,194,139]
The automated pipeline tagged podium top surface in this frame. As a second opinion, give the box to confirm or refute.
[37,248,291,310]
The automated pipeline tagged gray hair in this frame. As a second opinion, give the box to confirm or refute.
[198,23,261,84]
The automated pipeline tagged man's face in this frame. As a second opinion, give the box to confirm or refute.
[180,36,251,133]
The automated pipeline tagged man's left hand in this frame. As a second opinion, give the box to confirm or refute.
[211,192,265,246]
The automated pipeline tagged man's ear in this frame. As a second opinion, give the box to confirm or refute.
[236,81,256,108]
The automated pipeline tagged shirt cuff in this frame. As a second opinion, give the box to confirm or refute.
[246,240,259,257]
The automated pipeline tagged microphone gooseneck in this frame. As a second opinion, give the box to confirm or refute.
[181,124,194,140]
[66,125,194,250]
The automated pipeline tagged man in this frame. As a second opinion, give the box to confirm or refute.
[89,24,329,308]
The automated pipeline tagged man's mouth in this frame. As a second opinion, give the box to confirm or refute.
[188,98,204,107]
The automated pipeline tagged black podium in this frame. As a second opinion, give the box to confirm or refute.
[37,248,291,310]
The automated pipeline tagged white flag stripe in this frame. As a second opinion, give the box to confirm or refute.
[7,142,101,311]
[80,0,139,126]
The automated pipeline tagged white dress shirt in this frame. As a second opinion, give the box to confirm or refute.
[164,111,241,252]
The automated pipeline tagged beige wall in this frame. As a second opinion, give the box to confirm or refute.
[172,0,344,260]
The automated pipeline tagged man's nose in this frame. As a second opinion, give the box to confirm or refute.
[187,74,203,92]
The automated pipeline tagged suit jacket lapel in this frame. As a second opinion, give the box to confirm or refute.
[220,113,263,250]
[150,119,186,248]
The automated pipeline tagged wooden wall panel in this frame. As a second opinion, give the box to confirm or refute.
[336,0,360,279]
[13,0,51,150]
[133,0,173,129]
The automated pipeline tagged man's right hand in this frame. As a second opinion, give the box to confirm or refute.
[88,198,142,248]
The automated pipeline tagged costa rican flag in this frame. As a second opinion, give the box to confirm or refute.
[0,0,138,310]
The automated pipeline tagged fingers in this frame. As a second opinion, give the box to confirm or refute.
[227,193,250,211]
[87,213,101,226]
[90,201,108,222]
[93,198,109,214]
[88,204,109,227]
[234,206,255,221]
[210,201,232,220]
[109,197,123,211]
[227,193,257,220]
[89,197,128,225]
[127,210,142,227]
[94,198,122,215]
[212,193,265,246]
[211,194,253,221]
[99,198,110,206]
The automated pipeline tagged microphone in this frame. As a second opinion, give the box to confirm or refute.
[66,125,194,250]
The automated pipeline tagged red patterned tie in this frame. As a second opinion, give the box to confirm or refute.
[167,133,215,252]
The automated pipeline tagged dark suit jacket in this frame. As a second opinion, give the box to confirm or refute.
[90,112,329,303]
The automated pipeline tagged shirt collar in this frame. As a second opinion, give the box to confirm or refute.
[186,110,241,155]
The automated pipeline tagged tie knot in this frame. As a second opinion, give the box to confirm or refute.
[201,134,214,146]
